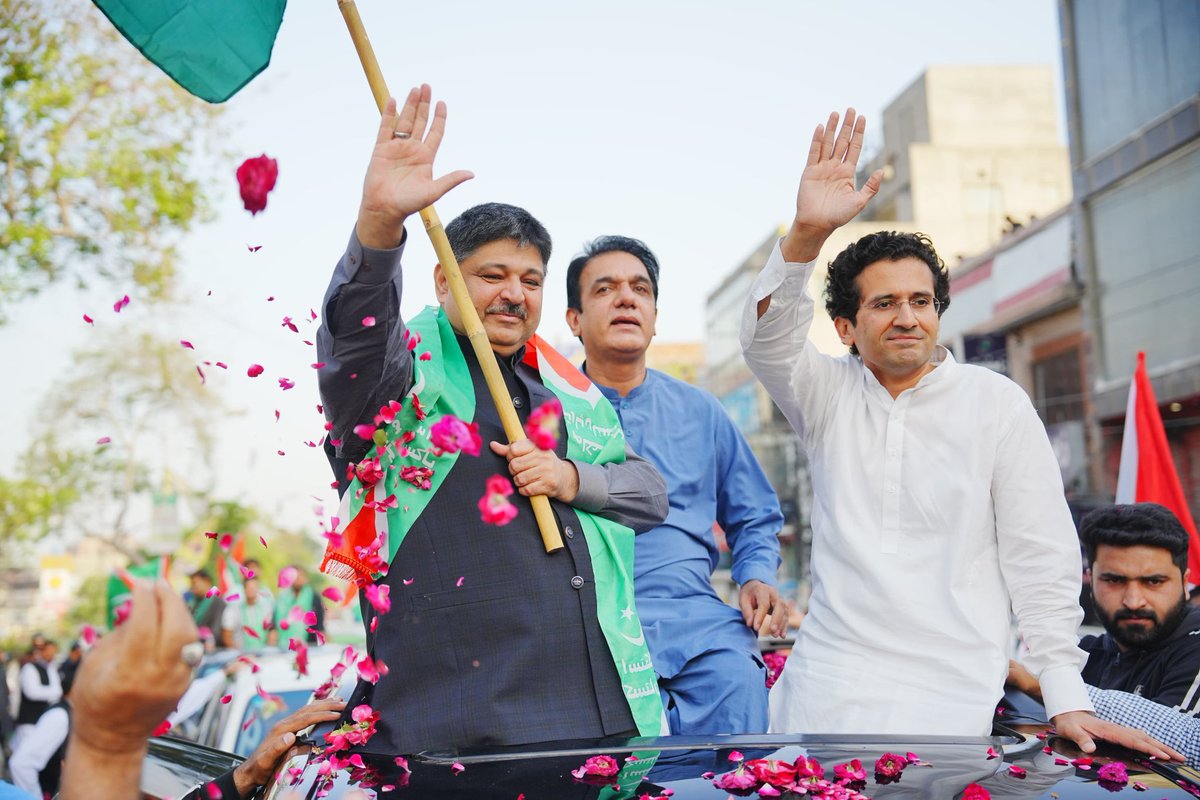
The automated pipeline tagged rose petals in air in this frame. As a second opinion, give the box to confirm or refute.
[365,584,391,614]
[288,637,309,676]
[180,340,195,350]
[236,154,278,215]
[259,535,268,548]
[80,624,97,646]
[478,475,518,526]
[153,719,172,736]
[525,398,562,450]
[113,294,130,313]
[1008,765,1027,779]
[205,586,219,598]
[278,377,295,391]
[430,415,482,457]
[220,694,232,704]
[247,244,262,253]
[729,751,744,762]
[281,316,298,333]
[353,423,377,440]
[321,587,343,603]
[986,746,999,760]
[451,762,465,775]
[96,436,111,445]
[83,314,94,325]
[362,316,376,327]
[205,781,223,799]
[357,655,383,684]
[247,364,264,378]
[218,533,233,552]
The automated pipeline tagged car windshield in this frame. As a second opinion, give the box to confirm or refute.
[234,689,314,757]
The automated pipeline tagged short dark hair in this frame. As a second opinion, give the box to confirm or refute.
[190,568,213,582]
[444,202,552,267]
[565,235,661,311]
[824,231,950,356]
[1080,503,1191,574]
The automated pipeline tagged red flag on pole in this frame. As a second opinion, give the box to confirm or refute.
[1115,351,1200,585]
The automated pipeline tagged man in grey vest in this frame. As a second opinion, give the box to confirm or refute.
[315,85,668,752]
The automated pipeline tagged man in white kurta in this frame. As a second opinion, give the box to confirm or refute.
[738,108,1181,758]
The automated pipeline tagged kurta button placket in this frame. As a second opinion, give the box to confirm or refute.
[564,526,575,539]
[880,396,909,554]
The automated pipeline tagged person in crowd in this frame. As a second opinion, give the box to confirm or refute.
[1010,503,1199,717]
[9,654,77,798]
[186,569,235,650]
[59,580,196,800]
[0,650,13,761]
[739,107,1180,759]
[46,579,343,800]
[564,234,785,734]
[11,640,60,752]
[314,85,668,752]
[277,565,324,644]
[56,641,83,695]
[238,576,277,651]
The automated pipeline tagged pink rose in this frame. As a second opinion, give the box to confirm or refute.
[236,154,278,215]
[874,752,907,783]
[712,768,758,791]
[478,474,518,525]
[1097,761,1128,787]
[746,758,797,787]
[962,784,991,800]
[524,398,562,450]
[430,415,482,456]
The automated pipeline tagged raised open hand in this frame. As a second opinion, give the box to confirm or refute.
[782,109,884,263]
[356,84,475,249]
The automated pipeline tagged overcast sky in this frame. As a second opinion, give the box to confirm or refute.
[3,0,1065,540]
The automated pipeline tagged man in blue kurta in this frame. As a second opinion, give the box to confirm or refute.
[565,235,786,734]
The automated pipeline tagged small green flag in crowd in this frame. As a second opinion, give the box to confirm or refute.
[106,556,170,628]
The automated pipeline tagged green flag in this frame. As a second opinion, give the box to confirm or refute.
[91,0,287,103]
[106,556,169,628]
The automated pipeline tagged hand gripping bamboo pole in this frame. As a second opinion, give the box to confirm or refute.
[337,1,564,553]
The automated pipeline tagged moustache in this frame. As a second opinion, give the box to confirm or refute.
[1113,609,1158,622]
[486,303,526,319]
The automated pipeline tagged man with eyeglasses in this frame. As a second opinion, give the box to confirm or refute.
[738,108,1181,760]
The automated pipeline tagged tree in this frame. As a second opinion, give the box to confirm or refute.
[0,328,230,556]
[0,0,221,320]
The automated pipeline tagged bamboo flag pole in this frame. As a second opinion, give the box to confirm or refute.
[337,0,564,553]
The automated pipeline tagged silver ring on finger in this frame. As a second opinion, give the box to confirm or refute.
[392,130,412,140]
[180,641,205,667]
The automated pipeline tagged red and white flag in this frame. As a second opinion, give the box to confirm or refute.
[1115,351,1200,585]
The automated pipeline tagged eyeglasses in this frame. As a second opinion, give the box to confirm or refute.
[859,296,943,316]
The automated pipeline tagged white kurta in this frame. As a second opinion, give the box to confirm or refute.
[739,242,1092,735]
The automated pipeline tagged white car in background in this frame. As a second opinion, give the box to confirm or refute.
[175,645,356,757]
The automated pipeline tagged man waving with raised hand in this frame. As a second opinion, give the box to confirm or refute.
[740,108,1181,761]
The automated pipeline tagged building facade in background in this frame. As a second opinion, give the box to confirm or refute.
[1059,0,1200,514]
